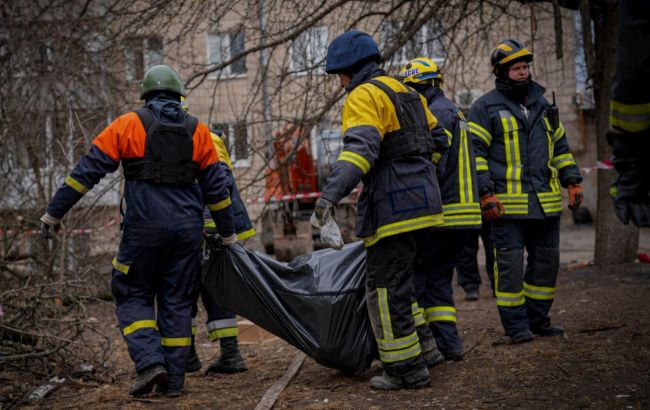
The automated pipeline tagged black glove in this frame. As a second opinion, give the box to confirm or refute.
[607,129,650,227]
[40,213,61,239]
[314,197,334,226]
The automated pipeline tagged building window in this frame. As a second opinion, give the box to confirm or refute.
[289,26,328,74]
[207,30,247,77]
[212,121,250,167]
[380,20,445,66]
[125,36,163,81]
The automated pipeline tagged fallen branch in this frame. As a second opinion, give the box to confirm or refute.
[255,352,306,410]
[579,324,625,334]
[0,324,39,346]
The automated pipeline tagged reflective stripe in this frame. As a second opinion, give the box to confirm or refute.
[442,203,482,213]
[553,124,565,143]
[537,190,562,214]
[411,303,425,327]
[123,320,157,336]
[498,193,528,215]
[192,325,197,336]
[363,214,444,247]
[64,176,90,194]
[610,100,650,132]
[378,288,393,340]
[500,48,532,65]
[441,213,483,227]
[495,290,526,307]
[551,153,576,170]
[424,306,457,323]
[524,282,556,300]
[376,330,422,363]
[500,111,522,194]
[545,118,561,197]
[112,258,129,274]
[161,337,192,347]
[338,150,371,174]
[208,197,232,211]
[469,122,492,146]
[207,318,238,332]
[237,228,256,241]
[208,327,238,341]
[476,156,489,172]
[458,127,471,203]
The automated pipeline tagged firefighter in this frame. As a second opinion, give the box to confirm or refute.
[39,65,237,397]
[455,221,494,301]
[468,40,584,344]
[313,30,448,390]
[178,98,253,375]
[607,0,650,227]
[399,57,481,361]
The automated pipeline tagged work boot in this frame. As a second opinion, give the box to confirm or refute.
[129,364,168,396]
[442,350,464,362]
[155,383,182,398]
[464,289,479,301]
[531,323,565,337]
[370,367,431,390]
[511,330,534,344]
[205,337,247,374]
[186,344,202,373]
[421,343,445,368]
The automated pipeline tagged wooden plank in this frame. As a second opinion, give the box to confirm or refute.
[254,352,306,410]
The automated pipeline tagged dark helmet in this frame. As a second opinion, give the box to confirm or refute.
[140,65,186,100]
[490,39,533,75]
[325,30,381,74]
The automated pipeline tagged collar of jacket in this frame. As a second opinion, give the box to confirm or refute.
[144,95,188,124]
[345,61,386,93]
[421,85,444,106]
[495,78,545,107]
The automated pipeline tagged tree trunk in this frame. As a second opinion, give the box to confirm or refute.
[590,1,639,265]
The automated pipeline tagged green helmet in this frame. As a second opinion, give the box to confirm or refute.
[139,65,186,99]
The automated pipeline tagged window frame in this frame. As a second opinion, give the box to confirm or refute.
[207,30,248,79]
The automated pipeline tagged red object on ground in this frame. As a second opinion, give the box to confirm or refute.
[638,252,650,263]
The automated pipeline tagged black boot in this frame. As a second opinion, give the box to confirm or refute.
[370,367,431,390]
[531,323,565,337]
[205,337,247,374]
[129,364,168,396]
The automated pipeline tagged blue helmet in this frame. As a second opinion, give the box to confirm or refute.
[325,30,381,74]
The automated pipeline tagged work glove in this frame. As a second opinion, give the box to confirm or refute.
[568,184,583,210]
[221,233,238,247]
[607,129,650,227]
[480,193,505,220]
[313,197,334,226]
[39,213,61,239]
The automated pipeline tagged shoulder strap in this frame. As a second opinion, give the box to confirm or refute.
[366,79,399,107]
[183,114,199,139]
[134,107,155,134]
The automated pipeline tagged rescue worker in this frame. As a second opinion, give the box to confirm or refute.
[468,40,584,344]
[607,0,650,227]
[455,222,494,300]
[399,57,481,361]
[178,98,252,375]
[313,30,447,390]
[39,65,237,397]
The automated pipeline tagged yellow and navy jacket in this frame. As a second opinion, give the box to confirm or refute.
[321,68,445,247]
[422,87,481,229]
[468,81,582,219]
[46,96,235,236]
[203,132,255,240]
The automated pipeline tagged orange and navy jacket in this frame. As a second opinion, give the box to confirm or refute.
[46,96,235,236]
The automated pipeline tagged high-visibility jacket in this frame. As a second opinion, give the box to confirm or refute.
[203,132,255,240]
[468,81,582,219]
[321,69,445,247]
[46,96,235,236]
[422,87,481,229]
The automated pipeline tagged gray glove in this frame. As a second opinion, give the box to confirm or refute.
[314,197,334,226]
[221,233,238,247]
[40,213,61,239]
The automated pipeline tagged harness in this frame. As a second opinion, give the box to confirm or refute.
[366,79,437,164]
[122,108,200,185]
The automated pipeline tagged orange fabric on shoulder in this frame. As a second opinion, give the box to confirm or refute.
[92,112,146,161]
[192,122,219,170]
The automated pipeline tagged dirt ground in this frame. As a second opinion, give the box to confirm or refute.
[3,226,650,409]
